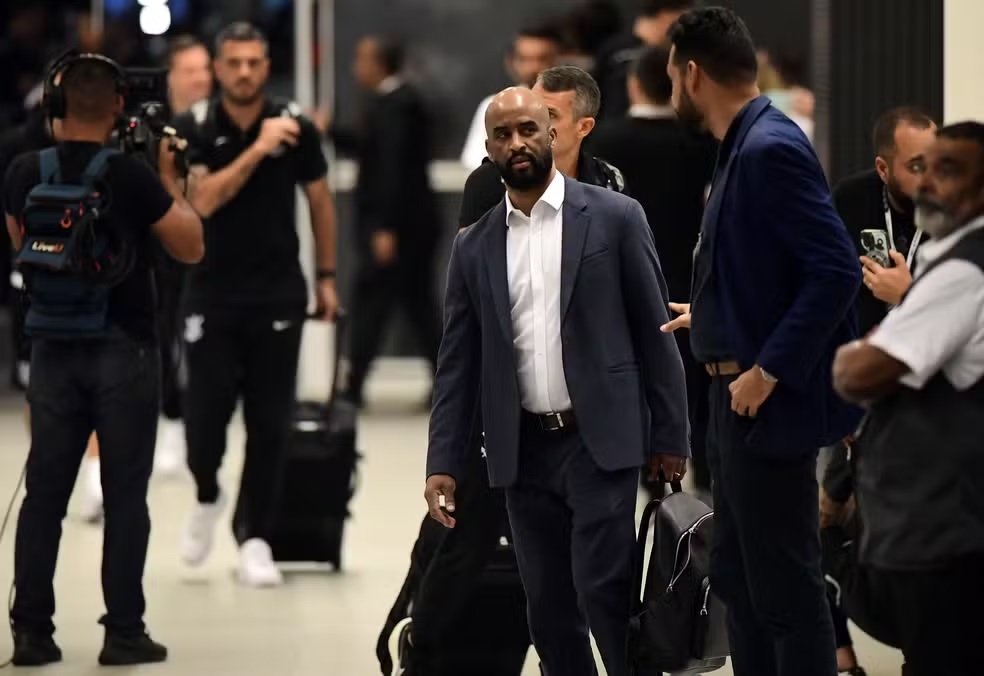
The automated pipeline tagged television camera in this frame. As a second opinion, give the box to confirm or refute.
[113,67,188,175]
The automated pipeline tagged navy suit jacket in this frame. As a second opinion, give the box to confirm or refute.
[427,176,690,488]
[694,96,863,455]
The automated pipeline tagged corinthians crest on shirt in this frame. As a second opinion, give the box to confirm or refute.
[184,314,205,343]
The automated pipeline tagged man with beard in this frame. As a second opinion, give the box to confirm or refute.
[383,70,630,676]
[834,107,936,334]
[833,121,984,676]
[425,86,689,676]
[458,65,625,229]
[171,22,339,587]
[659,8,860,676]
[821,106,935,675]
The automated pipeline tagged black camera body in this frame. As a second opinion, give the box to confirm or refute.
[113,67,187,174]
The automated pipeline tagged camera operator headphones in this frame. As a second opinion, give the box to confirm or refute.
[42,50,127,120]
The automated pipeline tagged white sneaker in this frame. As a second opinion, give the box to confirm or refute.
[237,538,283,587]
[180,491,227,566]
[154,419,186,477]
[79,457,103,524]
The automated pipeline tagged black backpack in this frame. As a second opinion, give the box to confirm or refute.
[627,481,729,675]
[16,147,126,338]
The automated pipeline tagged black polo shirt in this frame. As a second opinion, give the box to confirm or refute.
[173,98,328,309]
[3,142,174,342]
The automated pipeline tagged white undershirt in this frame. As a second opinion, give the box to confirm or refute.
[505,170,572,413]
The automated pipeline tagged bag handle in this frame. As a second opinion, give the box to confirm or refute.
[305,308,348,405]
[629,473,683,612]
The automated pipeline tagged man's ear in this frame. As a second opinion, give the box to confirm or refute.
[548,126,557,145]
[685,60,700,95]
[875,156,890,185]
[576,116,596,140]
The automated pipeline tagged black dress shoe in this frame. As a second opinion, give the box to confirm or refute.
[11,633,62,666]
[98,632,167,666]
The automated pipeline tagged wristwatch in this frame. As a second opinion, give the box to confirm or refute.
[316,268,336,281]
[759,367,778,384]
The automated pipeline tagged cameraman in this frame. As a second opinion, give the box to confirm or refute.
[3,55,203,666]
[172,22,339,587]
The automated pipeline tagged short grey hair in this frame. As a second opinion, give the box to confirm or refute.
[535,66,601,120]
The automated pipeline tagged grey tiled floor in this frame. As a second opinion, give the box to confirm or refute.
[0,359,904,675]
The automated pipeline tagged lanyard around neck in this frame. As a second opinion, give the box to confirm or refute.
[883,187,922,270]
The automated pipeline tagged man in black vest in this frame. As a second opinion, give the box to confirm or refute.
[833,121,984,676]
[825,105,936,675]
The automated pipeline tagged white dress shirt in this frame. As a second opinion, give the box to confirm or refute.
[505,170,572,413]
[460,94,494,170]
[869,216,984,391]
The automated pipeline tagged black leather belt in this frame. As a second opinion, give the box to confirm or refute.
[522,409,577,432]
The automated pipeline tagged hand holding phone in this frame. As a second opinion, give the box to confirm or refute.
[860,229,893,268]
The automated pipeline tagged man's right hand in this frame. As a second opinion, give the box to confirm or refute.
[661,302,692,333]
[254,117,301,156]
[372,230,397,266]
[425,474,457,528]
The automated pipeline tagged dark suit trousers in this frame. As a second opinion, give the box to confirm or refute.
[347,250,441,403]
[707,376,836,676]
[505,421,638,676]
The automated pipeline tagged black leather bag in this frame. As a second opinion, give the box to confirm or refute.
[627,481,729,675]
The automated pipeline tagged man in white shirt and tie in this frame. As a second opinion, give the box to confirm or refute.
[425,86,689,676]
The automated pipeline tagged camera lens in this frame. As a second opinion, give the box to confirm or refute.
[861,233,873,248]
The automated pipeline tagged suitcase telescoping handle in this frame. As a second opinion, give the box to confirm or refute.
[305,307,348,405]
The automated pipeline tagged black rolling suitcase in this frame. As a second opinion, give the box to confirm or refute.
[268,314,360,570]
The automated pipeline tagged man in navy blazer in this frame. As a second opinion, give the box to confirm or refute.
[660,9,862,676]
[425,87,689,676]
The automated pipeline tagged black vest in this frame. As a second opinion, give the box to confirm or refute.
[854,227,984,570]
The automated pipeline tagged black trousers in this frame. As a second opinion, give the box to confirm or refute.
[707,376,836,676]
[12,332,160,637]
[347,255,441,402]
[183,303,303,544]
[505,421,638,676]
[875,552,984,676]
[155,256,185,421]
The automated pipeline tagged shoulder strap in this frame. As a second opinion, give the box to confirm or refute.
[39,148,61,184]
[81,148,121,184]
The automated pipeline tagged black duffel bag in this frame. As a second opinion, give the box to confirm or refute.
[627,480,729,675]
